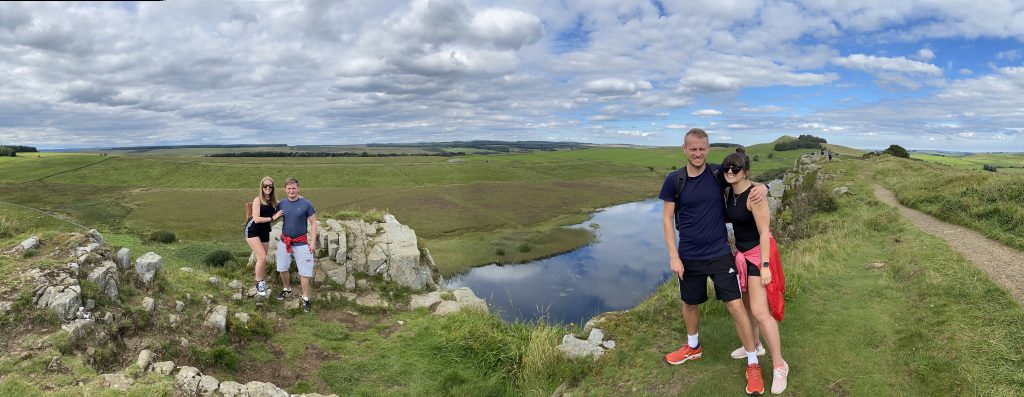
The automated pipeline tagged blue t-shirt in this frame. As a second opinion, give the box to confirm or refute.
[277,198,316,242]
[658,165,731,260]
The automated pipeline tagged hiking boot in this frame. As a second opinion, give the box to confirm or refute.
[665,345,702,365]
[255,280,268,297]
[302,298,311,313]
[746,364,765,396]
[731,344,766,359]
[771,363,789,395]
[277,289,292,300]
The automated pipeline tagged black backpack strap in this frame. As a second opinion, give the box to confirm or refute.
[673,169,687,202]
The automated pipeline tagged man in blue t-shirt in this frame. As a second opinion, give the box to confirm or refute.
[275,177,318,313]
[659,128,768,395]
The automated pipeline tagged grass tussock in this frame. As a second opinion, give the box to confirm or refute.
[0,216,19,238]
[148,230,176,244]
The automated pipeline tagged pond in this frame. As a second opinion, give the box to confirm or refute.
[445,199,673,324]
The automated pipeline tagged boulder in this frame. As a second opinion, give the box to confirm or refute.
[356,292,389,308]
[557,334,606,360]
[61,318,94,346]
[768,179,785,198]
[87,229,105,245]
[13,235,40,252]
[204,305,228,334]
[245,381,290,397]
[452,288,488,311]
[175,366,202,395]
[137,350,154,371]
[198,375,220,396]
[88,263,118,301]
[382,222,430,290]
[134,252,162,285]
[142,297,155,312]
[319,258,348,286]
[151,361,175,375]
[100,373,134,391]
[38,285,81,320]
[218,381,247,397]
[410,291,443,310]
[114,248,132,270]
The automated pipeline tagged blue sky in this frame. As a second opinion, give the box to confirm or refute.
[1,0,1023,151]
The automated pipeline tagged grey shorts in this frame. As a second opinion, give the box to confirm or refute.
[276,241,315,277]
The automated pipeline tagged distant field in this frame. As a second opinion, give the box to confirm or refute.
[912,151,1024,172]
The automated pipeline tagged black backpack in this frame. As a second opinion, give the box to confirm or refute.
[672,165,727,226]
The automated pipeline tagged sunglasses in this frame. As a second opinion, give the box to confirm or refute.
[262,185,274,189]
[724,165,744,174]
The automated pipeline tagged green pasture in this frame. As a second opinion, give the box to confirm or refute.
[912,151,1024,171]
[875,156,1024,251]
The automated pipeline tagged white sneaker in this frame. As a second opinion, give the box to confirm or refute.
[730,343,766,359]
[771,362,789,394]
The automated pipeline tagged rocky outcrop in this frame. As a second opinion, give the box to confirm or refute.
[134,252,162,285]
[35,284,81,321]
[412,287,488,316]
[5,235,39,254]
[558,328,615,361]
[88,262,118,301]
[204,305,228,334]
[114,248,131,270]
[260,213,437,291]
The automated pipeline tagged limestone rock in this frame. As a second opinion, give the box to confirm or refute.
[114,248,132,270]
[356,292,389,308]
[234,312,250,324]
[175,366,202,395]
[452,287,488,311]
[768,179,785,198]
[204,305,228,334]
[151,361,175,375]
[61,318,94,347]
[175,300,185,313]
[137,349,153,371]
[319,258,348,286]
[88,263,118,301]
[245,380,290,397]
[37,285,81,320]
[87,229,105,245]
[228,279,243,290]
[142,297,155,312]
[218,381,247,397]
[100,373,134,391]
[198,375,220,396]
[832,186,851,195]
[134,252,162,285]
[587,328,605,343]
[14,235,40,252]
[410,291,442,310]
[209,276,219,286]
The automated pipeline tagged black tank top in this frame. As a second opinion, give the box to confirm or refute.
[250,201,276,232]
[724,185,760,252]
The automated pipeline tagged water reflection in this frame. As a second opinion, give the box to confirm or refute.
[446,199,671,324]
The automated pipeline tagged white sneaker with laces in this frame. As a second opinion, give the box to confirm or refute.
[771,362,789,395]
[730,343,766,359]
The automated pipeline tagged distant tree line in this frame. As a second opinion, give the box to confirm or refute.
[774,135,827,151]
[0,145,38,157]
[207,151,467,158]
[109,144,285,151]
[710,143,742,148]
[367,140,590,152]
[983,164,998,172]
[883,144,910,158]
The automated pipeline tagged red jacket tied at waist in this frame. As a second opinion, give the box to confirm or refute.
[734,235,786,321]
[282,234,308,254]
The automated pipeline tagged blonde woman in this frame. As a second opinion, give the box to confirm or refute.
[245,176,283,298]
[722,147,789,394]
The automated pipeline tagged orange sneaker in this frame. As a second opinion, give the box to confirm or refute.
[665,344,702,365]
[746,364,765,396]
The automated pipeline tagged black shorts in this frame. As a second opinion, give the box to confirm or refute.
[244,220,270,243]
[745,260,761,277]
[678,253,741,304]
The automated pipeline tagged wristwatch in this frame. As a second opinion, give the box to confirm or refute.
[762,261,770,269]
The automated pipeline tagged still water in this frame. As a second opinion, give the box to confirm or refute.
[446,199,672,324]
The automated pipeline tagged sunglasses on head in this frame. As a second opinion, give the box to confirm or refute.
[724,165,744,174]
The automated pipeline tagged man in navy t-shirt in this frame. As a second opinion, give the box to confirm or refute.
[275,177,318,313]
[660,128,768,395]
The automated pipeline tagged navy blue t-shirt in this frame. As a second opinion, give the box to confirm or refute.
[658,165,731,260]
[277,197,316,242]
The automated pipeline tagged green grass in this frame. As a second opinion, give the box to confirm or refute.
[875,155,1024,251]
[912,151,1024,171]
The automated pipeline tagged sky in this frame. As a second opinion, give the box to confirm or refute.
[1,1,1023,151]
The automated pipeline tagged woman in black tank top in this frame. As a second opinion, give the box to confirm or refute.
[245,176,284,298]
[722,148,790,394]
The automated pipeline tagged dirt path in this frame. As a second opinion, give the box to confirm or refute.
[873,184,1024,306]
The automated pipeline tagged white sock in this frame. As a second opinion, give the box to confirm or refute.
[687,333,699,348]
[302,296,309,301]
[747,351,759,365]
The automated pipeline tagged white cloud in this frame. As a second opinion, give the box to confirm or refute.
[581,78,652,96]
[833,54,942,75]
[959,68,973,75]
[665,124,689,129]
[916,48,935,60]
[692,109,722,117]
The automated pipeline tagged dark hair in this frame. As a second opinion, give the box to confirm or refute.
[722,147,750,173]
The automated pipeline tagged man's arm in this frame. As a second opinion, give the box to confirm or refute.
[748,183,769,205]
[662,201,684,279]
[307,213,318,252]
